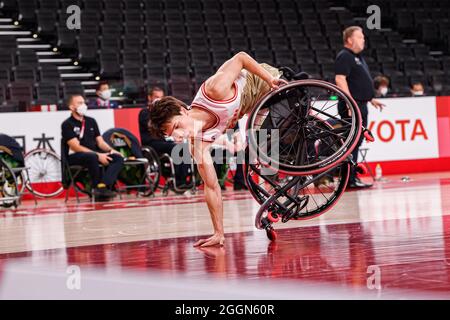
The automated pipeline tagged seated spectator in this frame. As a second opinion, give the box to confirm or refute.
[374,75,390,98]
[89,82,119,109]
[138,88,191,188]
[147,86,164,105]
[62,95,124,201]
[410,81,425,96]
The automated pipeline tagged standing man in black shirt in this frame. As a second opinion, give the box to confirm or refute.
[61,95,124,200]
[335,26,385,188]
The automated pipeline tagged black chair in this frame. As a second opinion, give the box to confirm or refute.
[100,53,121,79]
[40,0,59,9]
[147,36,166,53]
[9,82,34,108]
[40,65,60,82]
[209,37,229,52]
[36,82,59,105]
[37,10,57,37]
[212,51,232,67]
[189,38,209,52]
[394,47,415,62]
[57,26,77,51]
[125,0,142,10]
[423,59,445,76]
[123,66,145,96]
[169,52,190,68]
[78,37,98,64]
[191,51,211,67]
[271,38,290,51]
[250,37,270,52]
[123,50,144,68]
[403,60,424,76]
[254,50,275,65]
[62,82,84,102]
[17,50,38,67]
[104,0,122,10]
[84,0,102,10]
[0,0,18,13]
[13,66,36,83]
[0,36,17,53]
[229,36,249,53]
[274,50,296,69]
[170,80,193,103]
[146,66,166,85]
[17,0,37,26]
[0,84,7,105]
[0,69,11,85]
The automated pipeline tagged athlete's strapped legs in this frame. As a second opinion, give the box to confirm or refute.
[226,63,282,129]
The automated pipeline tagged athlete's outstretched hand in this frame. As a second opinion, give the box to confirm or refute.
[193,233,225,247]
[269,77,288,90]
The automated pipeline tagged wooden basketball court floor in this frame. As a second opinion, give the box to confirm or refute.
[1,172,450,299]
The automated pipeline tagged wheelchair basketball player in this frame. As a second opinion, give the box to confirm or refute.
[149,52,288,247]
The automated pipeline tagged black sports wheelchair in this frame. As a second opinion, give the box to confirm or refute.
[244,69,374,241]
[0,133,39,208]
[156,139,198,196]
[62,128,161,201]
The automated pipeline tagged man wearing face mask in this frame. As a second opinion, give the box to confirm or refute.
[374,75,390,98]
[90,82,119,109]
[410,81,425,97]
[62,95,124,201]
[335,26,385,189]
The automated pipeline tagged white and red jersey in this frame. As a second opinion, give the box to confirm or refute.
[190,70,247,142]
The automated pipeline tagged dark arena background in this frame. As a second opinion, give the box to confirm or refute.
[1,0,450,304]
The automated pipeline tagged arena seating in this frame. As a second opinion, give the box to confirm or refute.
[0,0,449,111]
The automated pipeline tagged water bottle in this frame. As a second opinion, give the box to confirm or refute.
[229,156,237,171]
[375,163,382,181]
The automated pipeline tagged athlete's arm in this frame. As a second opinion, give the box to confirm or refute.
[191,140,225,247]
[204,52,287,101]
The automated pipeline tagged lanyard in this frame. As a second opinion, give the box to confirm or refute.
[80,118,86,140]
[97,98,110,108]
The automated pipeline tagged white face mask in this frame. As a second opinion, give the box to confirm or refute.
[413,91,424,96]
[99,89,112,100]
[76,104,88,116]
[380,87,388,96]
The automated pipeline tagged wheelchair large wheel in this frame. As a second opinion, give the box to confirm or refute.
[24,148,64,198]
[0,158,20,208]
[247,79,362,176]
[141,147,161,196]
[244,147,350,230]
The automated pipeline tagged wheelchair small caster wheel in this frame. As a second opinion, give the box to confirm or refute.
[267,211,280,223]
[266,227,277,242]
[356,163,367,175]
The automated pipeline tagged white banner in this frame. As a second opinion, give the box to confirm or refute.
[361,97,439,162]
[0,110,115,155]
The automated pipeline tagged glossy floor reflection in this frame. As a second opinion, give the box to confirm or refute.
[1,172,450,297]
